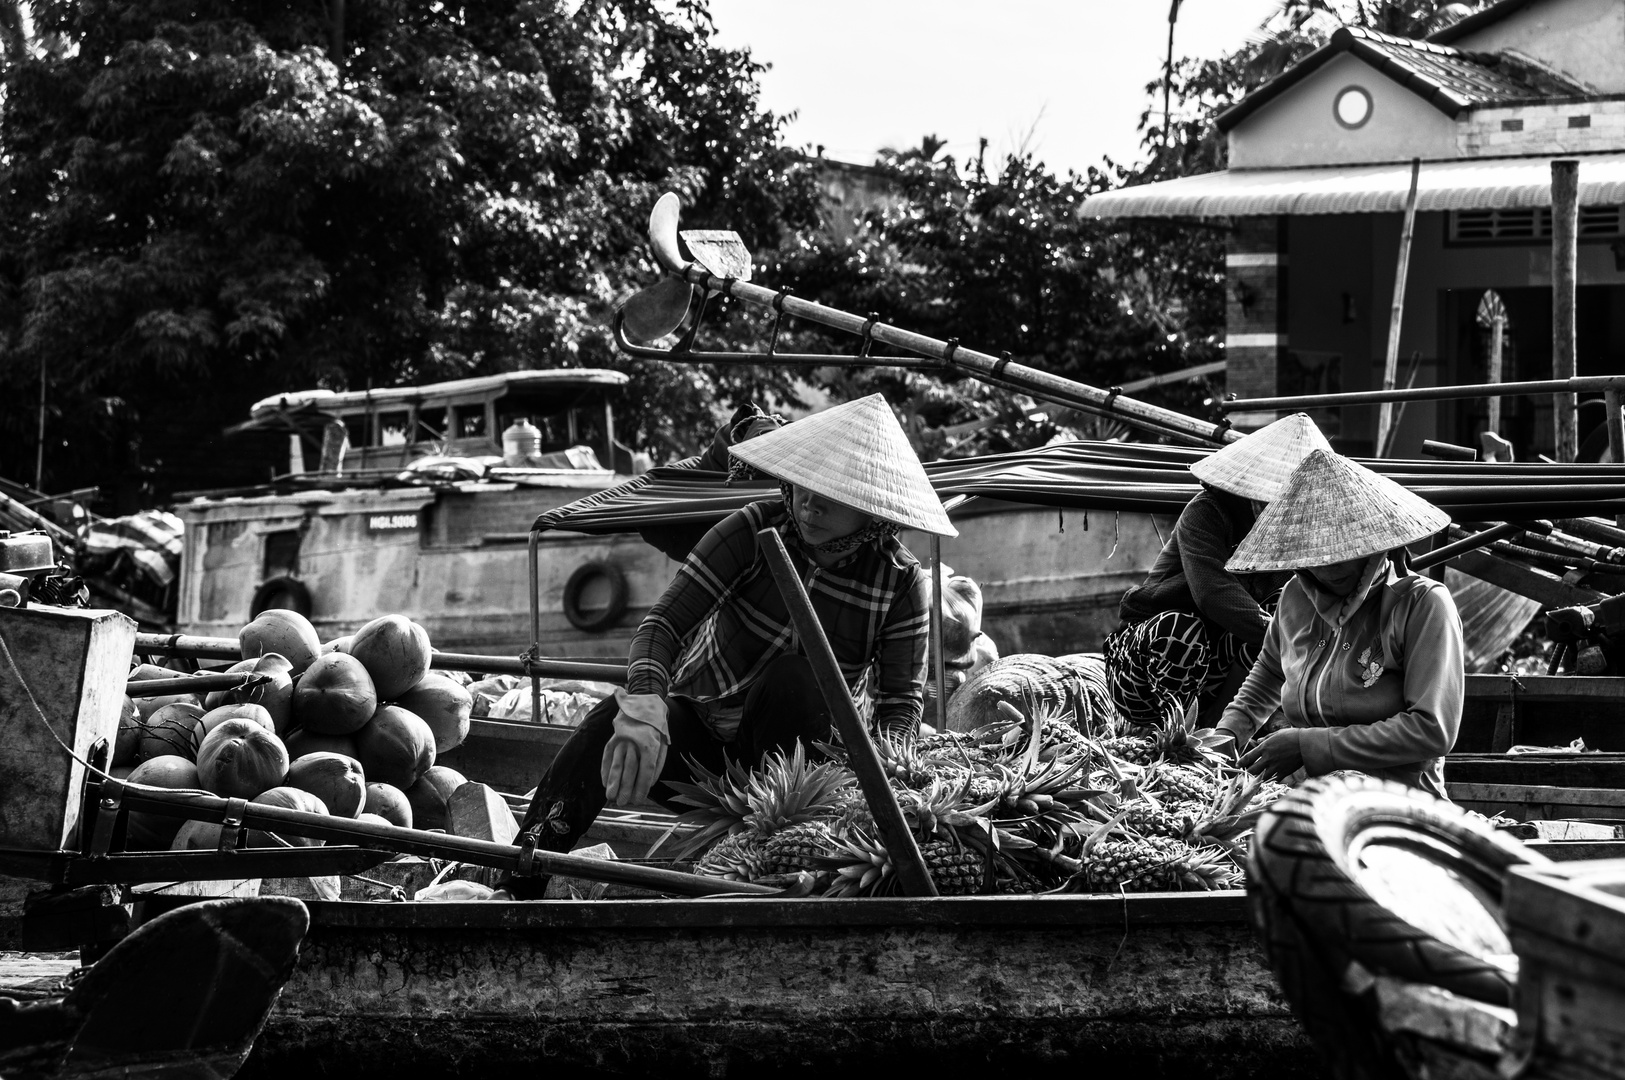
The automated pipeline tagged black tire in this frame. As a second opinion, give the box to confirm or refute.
[1250,773,1544,1007]
[562,561,628,634]
[1248,882,1409,1080]
[250,576,313,619]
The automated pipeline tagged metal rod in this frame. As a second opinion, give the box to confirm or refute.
[755,528,937,897]
[1413,522,1544,571]
[34,355,45,492]
[1608,388,1625,528]
[1376,158,1421,458]
[1220,374,1625,413]
[930,535,946,733]
[529,529,544,723]
[131,633,627,684]
[1421,439,1477,462]
[651,268,1240,447]
[1553,159,1580,463]
[108,781,772,897]
[1487,306,1505,438]
[125,673,253,698]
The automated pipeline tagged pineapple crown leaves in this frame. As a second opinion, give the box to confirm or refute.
[739,743,855,834]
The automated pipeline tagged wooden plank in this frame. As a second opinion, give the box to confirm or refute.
[300,890,1252,932]
[1447,782,1625,807]
[1490,701,1516,752]
[1447,548,1604,608]
[1465,674,1625,702]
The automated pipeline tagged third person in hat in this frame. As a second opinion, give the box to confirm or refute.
[1215,448,1462,797]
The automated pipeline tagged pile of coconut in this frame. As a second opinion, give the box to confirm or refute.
[115,610,473,852]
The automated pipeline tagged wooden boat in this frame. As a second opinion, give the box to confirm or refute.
[0,895,307,1080]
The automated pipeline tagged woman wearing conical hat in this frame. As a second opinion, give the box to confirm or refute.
[1215,449,1462,797]
[1106,414,1331,729]
[515,394,953,869]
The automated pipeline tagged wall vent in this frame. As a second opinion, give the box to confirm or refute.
[1449,206,1623,242]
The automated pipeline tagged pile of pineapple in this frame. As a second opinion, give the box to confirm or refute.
[668,699,1289,897]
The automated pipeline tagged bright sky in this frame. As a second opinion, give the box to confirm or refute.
[707,0,1284,177]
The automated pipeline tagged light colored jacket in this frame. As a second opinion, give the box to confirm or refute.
[1216,560,1464,799]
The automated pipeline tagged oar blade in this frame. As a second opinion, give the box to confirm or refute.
[680,229,752,281]
[621,278,696,342]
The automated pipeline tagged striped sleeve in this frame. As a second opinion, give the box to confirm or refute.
[626,504,764,696]
[871,562,930,735]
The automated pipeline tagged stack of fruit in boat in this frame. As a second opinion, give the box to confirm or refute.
[117,608,480,849]
[673,653,1291,897]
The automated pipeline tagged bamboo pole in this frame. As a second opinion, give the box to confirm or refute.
[1552,159,1579,463]
[645,196,1238,448]
[756,528,937,897]
[1375,159,1422,459]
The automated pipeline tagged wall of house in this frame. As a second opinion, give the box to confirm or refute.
[1448,0,1625,94]
[1279,209,1625,454]
[1229,53,1461,169]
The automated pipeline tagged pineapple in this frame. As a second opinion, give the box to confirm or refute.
[695,831,769,881]
[1155,762,1218,804]
[1097,733,1156,767]
[760,820,836,876]
[920,838,982,896]
[1077,835,1238,893]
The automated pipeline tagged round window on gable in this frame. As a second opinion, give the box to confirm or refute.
[1335,86,1373,129]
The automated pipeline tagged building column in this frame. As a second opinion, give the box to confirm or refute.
[1225,216,1288,430]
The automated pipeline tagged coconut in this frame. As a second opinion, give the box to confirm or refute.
[404,766,467,832]
[124,756,202,849]
[286,752,366,818]
[348,615,432,700]
[352,704,435,789]
[136,703,206,763]
[204,654,294,734]
[293,652,378,735]
[239,609,322,675]
[113,695,143,766]
[363,782,413,828]
[394,674,473,754]
[196,720,289,800]
[247,786,328,847]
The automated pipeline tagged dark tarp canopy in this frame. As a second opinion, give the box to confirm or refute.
[533,440,1625,554]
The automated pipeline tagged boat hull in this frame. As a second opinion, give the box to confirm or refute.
[244,893,1317,1078]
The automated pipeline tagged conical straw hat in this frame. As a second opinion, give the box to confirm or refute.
[1226,449,1450,572]
[729,394,957,537]
[1189,412,1333,501]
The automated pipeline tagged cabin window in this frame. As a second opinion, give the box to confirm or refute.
[263,529,300,578]
[377,411,410,446]
[415,407,446,443]
[1333,86,1371,129]
[342,415,368,448]
[1448,206,1624,244]
[458,409,487,439]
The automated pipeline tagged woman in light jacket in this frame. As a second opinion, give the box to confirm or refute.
[1215,448,1462,799]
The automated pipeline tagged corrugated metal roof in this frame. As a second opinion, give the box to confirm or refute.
[1081,153,1625,219]
[1216,26,1588,132]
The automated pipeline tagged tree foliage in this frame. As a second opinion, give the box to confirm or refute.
[0,0,818,504]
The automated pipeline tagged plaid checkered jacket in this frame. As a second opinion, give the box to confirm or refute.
[627,500,930,739]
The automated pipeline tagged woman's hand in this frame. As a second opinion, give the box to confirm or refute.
[1239,729,1304,779]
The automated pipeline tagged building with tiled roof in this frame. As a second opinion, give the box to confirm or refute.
[1086,0,1625,458]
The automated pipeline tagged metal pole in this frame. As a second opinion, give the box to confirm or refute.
[1552,159,1579,462]
[930,535,947,732]
[1220,374,1625,413]
[1608,387,1625,527]
[1375,158,1422,458]
[756,528,937,897]
[529,529,544,723]
[1411,521,1551,571]
[110,781,773,896]
[34,355,46,491]
[1487,309,1505,437]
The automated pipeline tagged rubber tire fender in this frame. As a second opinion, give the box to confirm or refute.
[1248,883,1410,1080]
[562,561,629,634]
[1249,772,1548,1007]
[250,576,313,619]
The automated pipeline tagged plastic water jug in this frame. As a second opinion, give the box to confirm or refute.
[502,417,541,465]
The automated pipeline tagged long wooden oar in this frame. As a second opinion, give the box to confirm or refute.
[756,529,937,897]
